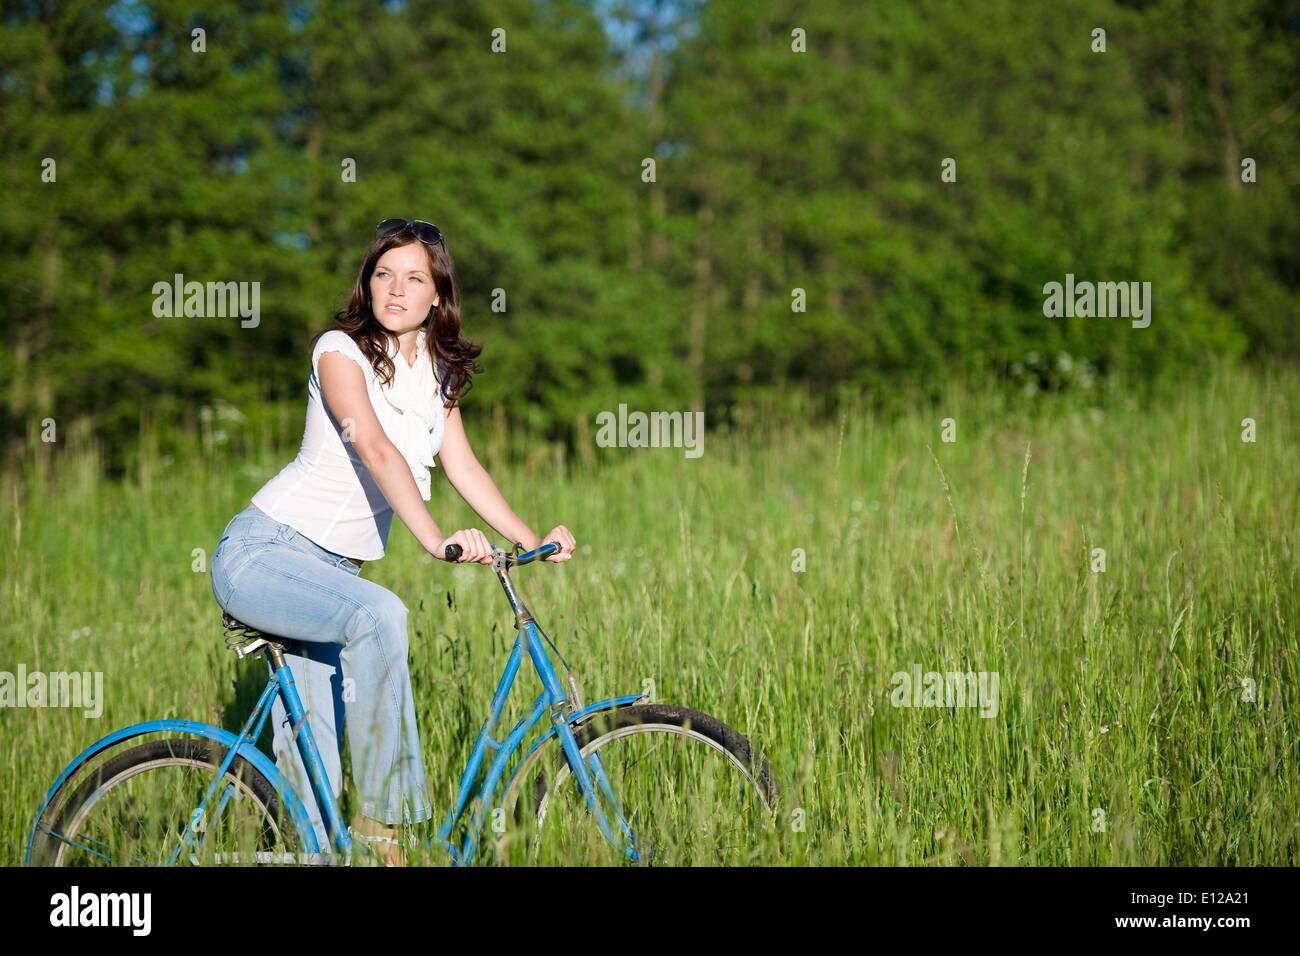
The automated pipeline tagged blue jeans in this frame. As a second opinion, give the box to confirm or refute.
[209,502,432,849]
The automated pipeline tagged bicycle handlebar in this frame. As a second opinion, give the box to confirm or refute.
[440,541,562,566]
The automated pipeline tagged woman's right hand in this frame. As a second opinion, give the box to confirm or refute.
[433,529,494,565]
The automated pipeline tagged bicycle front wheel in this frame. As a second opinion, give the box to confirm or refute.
[30,737,298,866]
[500,703,779,865]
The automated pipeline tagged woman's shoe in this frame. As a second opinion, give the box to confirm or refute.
[350,815,408,867]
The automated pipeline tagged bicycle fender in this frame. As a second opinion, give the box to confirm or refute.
[24,718,321,863]
[501,694,646,798]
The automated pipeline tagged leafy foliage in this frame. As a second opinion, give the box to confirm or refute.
[1,0,1295,472]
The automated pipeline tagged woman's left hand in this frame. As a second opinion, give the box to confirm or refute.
[540,525,577,561]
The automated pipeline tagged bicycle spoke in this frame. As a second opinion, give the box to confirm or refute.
[35,741,293,867]
[503,713,776,865]
[37,823,120,864]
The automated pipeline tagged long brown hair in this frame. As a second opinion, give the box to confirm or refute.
[312,224,482,407]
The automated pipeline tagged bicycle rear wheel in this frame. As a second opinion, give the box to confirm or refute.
[499,704,778,865]
[30,737,298,866]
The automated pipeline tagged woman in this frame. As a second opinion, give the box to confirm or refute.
[209,218,576,865]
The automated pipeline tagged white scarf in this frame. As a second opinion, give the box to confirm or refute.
[379,328,439,477]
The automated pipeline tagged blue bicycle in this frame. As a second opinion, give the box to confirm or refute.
[25,541,778,866]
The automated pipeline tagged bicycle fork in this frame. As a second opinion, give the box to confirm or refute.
[528,625,640,862]
[435,621,641,865]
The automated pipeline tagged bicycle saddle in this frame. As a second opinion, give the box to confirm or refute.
[221,611,288,658]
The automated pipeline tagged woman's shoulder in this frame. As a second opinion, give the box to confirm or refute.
[312,329,371,371]
[314,328,362,352]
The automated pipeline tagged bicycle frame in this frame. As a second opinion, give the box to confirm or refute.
[430,541,650,864]
[287,540,652,864]
[26,542,649,867]
[433,617,647,865]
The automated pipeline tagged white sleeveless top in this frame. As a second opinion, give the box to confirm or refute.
[251,329,448,561]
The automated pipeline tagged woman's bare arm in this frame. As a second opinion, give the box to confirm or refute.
[436,404,543,550]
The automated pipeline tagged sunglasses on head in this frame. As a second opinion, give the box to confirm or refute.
[375,218,444,246]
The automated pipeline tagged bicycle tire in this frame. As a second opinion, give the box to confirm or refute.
[499,703,778,864]
[30,737,295,867]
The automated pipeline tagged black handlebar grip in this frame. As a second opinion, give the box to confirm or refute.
[443,543,463,563]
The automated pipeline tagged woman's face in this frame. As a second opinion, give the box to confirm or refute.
[370,242,439,333]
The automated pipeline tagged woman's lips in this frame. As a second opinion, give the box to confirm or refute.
[385,304,405,312]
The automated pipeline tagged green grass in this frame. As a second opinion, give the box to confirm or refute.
[2,363,1297,865]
